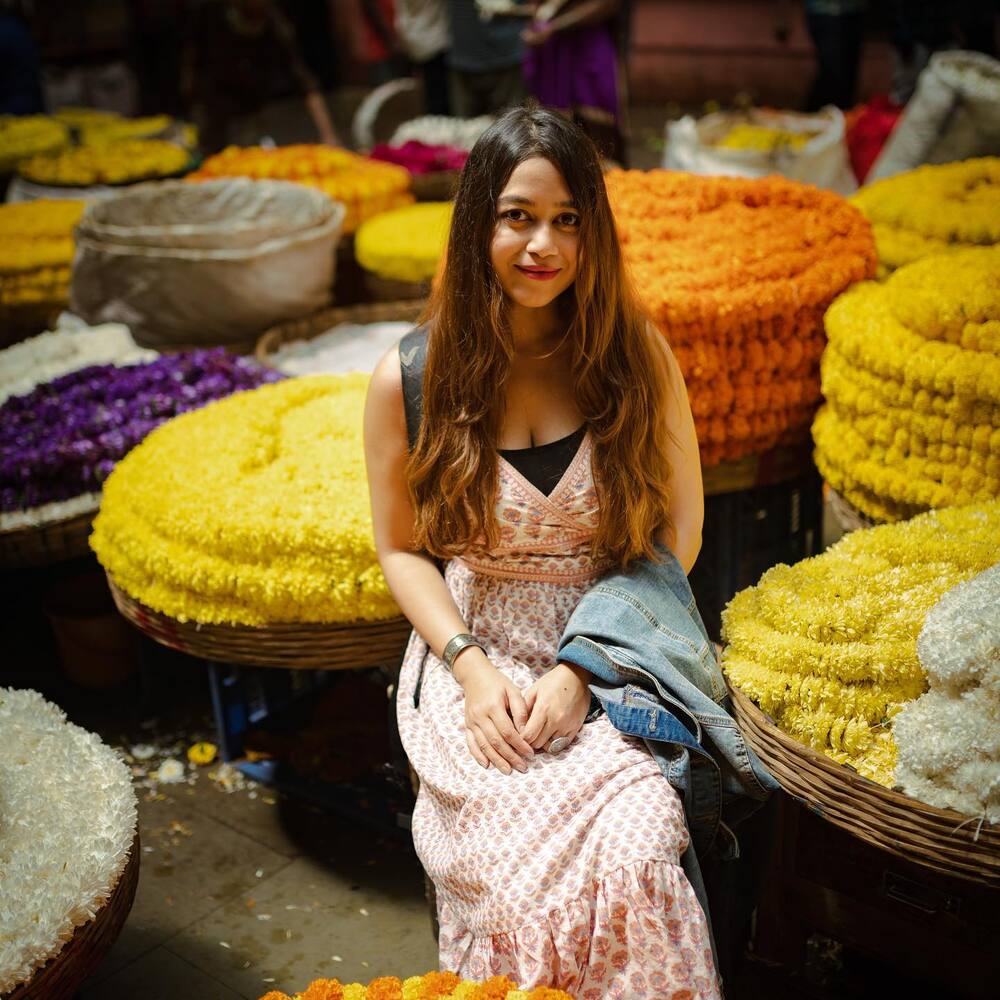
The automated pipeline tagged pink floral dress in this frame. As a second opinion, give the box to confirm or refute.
[396,433,722,1000]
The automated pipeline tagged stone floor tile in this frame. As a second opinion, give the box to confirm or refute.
[80,945,248,1000]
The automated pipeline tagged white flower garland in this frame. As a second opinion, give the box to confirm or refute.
[0,688,137,995]
[271,320,412,376]
[0,316,155,406]
[389,115,494,151]
[894,562,1000,823]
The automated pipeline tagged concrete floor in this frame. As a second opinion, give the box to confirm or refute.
[78,767,437,999]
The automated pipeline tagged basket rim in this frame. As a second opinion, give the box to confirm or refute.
[729,682,1000,848]
[0,502,99,540]
[254,298,426,370]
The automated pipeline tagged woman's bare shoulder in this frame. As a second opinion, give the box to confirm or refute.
[365,343,407,442]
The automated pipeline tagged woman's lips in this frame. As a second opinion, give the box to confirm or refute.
[515,265,561,281]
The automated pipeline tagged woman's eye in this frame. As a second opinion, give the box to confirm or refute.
[558,213,581,228]
[503,209,529,222]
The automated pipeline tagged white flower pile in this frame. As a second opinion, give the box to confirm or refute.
[270,320,413,376]
[0,688,137,994]
[0,315,154,406]
[389,114,494,151]
[894,562,1000,823]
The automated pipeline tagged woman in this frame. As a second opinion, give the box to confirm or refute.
[364,104,718,999]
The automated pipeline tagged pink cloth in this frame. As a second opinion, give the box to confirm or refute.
[396,433,722,999]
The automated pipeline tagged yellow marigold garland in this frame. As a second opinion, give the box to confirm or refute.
[814,246,1000,522]
[605,169,876,465]
[189,145,413,234]
[18,139,190,186]
[90,375,398,626]
[0,200,84,310]
[850,157,1000,275]
[721,501,1000,786]
[355,202,452,282]
[259,972,575,1000]
[0,115,69,172]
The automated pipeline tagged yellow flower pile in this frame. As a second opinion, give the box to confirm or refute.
[260,972,575,1000]
[355,202,452,283]
[189,145,413,233]
[716,123,814,151]
[18,139,189,187]
[77,114,173,145]
[850,157,1000,276]
[91,375,398,627]
[813,246,1000,523]
[0,200,84,311]
[0,115,69,172]
[722,501,1000,786]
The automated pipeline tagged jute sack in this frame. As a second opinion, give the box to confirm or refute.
[868,50,1000,181]
[70,179,344,349]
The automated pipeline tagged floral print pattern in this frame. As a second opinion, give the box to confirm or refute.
[397,434,721,998]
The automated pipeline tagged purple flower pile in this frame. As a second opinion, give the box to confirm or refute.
[1,349,282,513]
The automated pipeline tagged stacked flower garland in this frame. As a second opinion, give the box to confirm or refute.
[0,350,279,530]
[0,687,137,996]
[0,114,69,172]
[389,115,494,151]
[850,157,1000,276]
[721,501,1000,787]
[894,562,1000,822]
[260,973,574,1000]
[813,246,1000,523]
[91,375,398,626]
[355,202,452,283]
[0,319,154,405]
[188,146,413,233]
[606,170,877,465]
[18,138,190,187]
[0,199,84,319]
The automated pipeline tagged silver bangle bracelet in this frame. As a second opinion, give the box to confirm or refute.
[441,633,484,672]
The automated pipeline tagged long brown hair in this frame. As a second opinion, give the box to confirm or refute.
[407,104,676,569]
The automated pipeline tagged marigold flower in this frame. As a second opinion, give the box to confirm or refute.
[813,246,1000,521]
[19,139,189,186]
[850,158,1000,274]
[189,145,413,233]
[355,202,452,283]
[605,169,876,464]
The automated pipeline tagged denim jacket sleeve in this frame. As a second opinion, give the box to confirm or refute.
[557,545,778,858]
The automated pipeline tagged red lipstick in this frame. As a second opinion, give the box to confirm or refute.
[515,265,561,281]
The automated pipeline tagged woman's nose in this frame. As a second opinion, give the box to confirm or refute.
[526,222,556,256]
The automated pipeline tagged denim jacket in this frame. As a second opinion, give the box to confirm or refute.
[557,545,778,859]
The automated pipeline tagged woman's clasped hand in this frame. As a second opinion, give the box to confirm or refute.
[455,650,591,774]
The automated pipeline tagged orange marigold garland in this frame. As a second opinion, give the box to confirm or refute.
[257,973,573,1000]
[188,145,413,233]
[606,170,877,465]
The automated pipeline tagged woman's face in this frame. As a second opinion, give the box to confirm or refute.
[490,156,580,310]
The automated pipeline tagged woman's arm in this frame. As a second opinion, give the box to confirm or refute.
[364,348,534,773]
[653,333,704,574]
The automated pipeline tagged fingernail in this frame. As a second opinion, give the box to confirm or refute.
[517,764,527,773]
[501,765,512,775]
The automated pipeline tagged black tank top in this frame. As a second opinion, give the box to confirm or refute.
[399,325,585,496]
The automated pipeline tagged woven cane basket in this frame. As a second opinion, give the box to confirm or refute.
[108,575,412,670]
[729,683,1000,887]
[0,506,98,569]
[410,169,460,202]
[6,832,140,1000]
[254,299,426,370]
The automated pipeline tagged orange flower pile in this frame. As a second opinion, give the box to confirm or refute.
[259,972,575,1000]
[188,145,413,233]
[606,170,877,465]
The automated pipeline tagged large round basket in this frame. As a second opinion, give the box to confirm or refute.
[108,575,412,670]
[0,505,98,569]
[6,831,140,1000]
[254,299,426,371]
[729,683,1000,887]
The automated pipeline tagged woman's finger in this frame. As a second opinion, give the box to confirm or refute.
[520,699,547,747]
[480,714,528,773]
[465,727,490,769]
[507,685,530,733]
[529,712,559,751]
[493,702,535,758]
